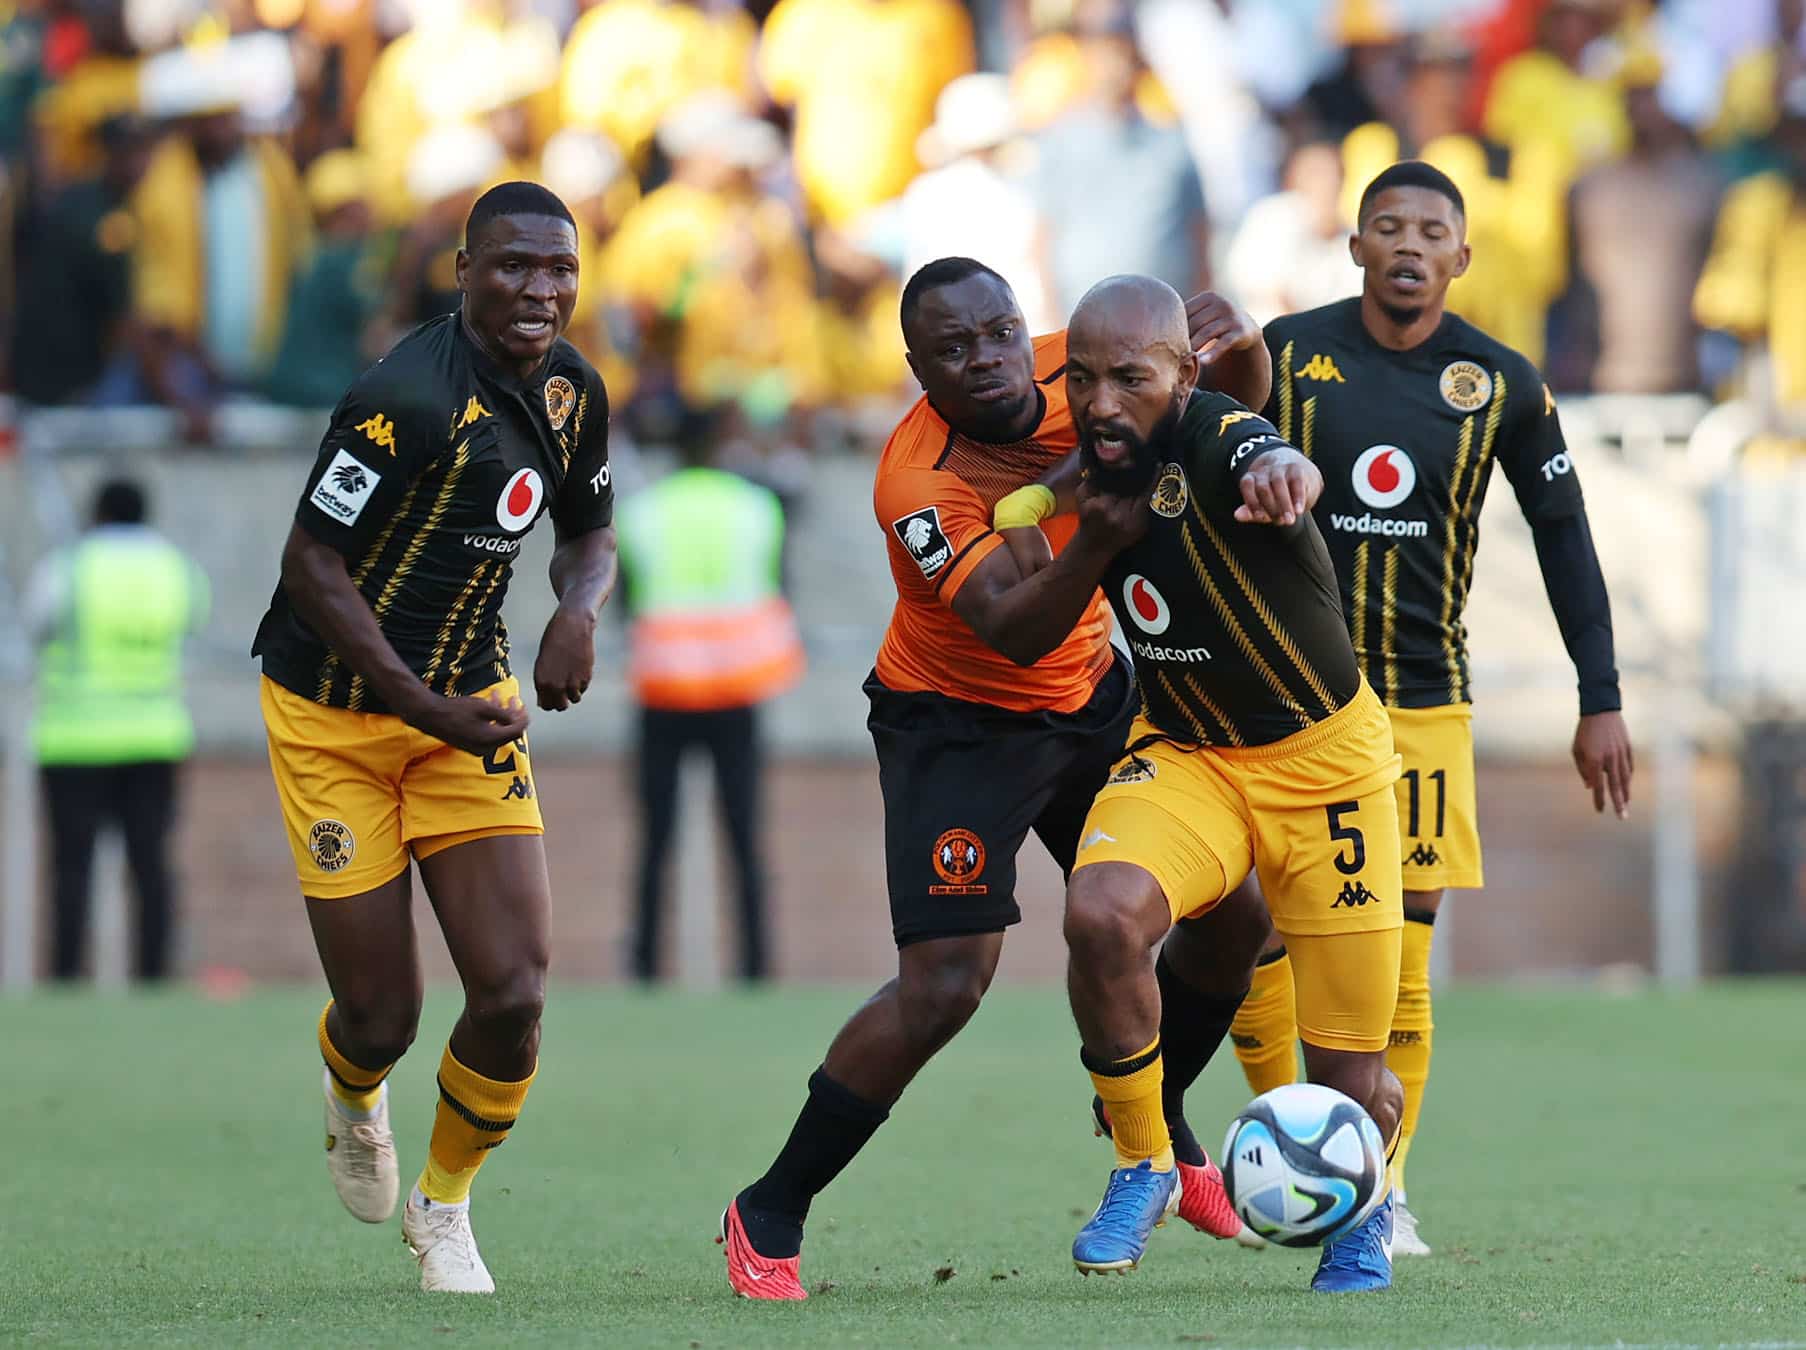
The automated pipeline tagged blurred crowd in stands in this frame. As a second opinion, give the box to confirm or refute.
[1,0,1803,455]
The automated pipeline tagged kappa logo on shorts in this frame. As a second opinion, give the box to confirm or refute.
[1078,827,1117,853]
[1405,842,1442,868]
[1389,1029,1425,1047]
[308,819,356,874]
[929,827,987,895]
[1106,755,1156,786]
[1331,880,1379,908]
[1149,462,1189,518]
[501,775,535,801]
[310,449,381,526]
[892,507,954,580]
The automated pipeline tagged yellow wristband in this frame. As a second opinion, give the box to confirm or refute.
[994,484,1057,530]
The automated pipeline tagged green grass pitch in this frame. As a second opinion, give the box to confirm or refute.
[7,981,1805,1348]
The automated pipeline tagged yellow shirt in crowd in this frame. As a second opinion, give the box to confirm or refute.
[1694,171,1806,405]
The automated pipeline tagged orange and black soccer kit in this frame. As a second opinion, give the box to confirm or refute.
[254,313,615,899]
[1070,390,1405,1055]
[868,332,1136,947]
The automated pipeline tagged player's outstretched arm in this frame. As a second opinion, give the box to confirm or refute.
[956,482,1149,667]
[535,525,618,711]
[1233,448,1322,526]
[279,525,529,754]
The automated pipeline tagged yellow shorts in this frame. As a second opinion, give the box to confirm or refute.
[1388,702,1483,892]
[1075,680,1403,1052]
[261,675,543,899]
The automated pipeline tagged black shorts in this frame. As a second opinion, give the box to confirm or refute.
[865,652,1137,948]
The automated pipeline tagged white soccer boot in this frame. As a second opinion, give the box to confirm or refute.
[402,1190,496,1293]
[323,1068,398,1223]
[1392,1195,1432,1257]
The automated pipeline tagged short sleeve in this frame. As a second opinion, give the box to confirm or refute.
[552,366,614,538]
[1495,361,1584,525]
[873,465,1002,606]
[293,360,446,559]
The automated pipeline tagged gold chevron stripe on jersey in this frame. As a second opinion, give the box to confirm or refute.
[1276,339,1296,442]
[347,437,473,712]
[1438,415,1477,700]
[1153,668,1218,745]
[1194,507,1339,714]
[1381,544,1400,703]
[444,561,508,693]
[423,558,496,692]
[1178,518,1311,730]
[1301,395,1317,460]
[1454,371,1508,607]
[1351,538,1371,678]
[1182,671,1246,747]
[315,470,434,705]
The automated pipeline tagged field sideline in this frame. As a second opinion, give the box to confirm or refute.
[7,981,1804,1348]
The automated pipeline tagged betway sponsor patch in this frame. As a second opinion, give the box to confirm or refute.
[1328,511,1429,538]
[309,449,380,525]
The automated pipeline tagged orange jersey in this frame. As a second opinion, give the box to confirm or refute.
[873,332,1113,714]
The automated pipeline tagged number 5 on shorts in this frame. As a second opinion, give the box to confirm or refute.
[1325,801,1366,875]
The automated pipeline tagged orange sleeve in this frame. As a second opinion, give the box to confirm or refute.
[873,464,1003,607]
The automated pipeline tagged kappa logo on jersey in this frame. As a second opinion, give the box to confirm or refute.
[1543,383,1557,416]
[1149,462,1189,518]
[458,395,491,429]
[496,467,545,532]
[1351,444,1417,509]
[1122,574,1171,636]
[1439,361,1493,413]
[892,507,954,579]
[1295,353,1346,383]
[356,413,397,453]
[310,449,382,525]
[1218,410,1255,436]
[544,375,577,430]
[308,819,355,874]
[929,828,987,895]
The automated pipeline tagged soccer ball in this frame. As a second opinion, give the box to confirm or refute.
[1220,1083,1387,1248]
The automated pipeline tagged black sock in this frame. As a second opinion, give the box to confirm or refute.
[1156,950,1248,1167]
[737,1067,889,1258]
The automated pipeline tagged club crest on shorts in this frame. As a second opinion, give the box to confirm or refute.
[929,828,987,895]
[1106,754,1157,786]
[1149,462,1189,518]
[1439,361,1492,413]
[308,819,355,873]
[543,375,577,430]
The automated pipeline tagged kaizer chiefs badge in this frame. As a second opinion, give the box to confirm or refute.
[1150,462,1189,518]
[543,375,577,430]
[1439,361,1492,413]
[308,819,356,874]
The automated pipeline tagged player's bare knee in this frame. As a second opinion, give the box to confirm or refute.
[897,951,991,1047]
[1064,869,1161,967]
[337,995,420,1066]
[464,965,547,1045]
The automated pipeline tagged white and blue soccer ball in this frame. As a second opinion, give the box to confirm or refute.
[1221,1083,1387,1248]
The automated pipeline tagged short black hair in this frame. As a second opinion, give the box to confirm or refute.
[1357,160,1465,227]
[94,478,147,526]
[900,256,1012,334]
[464,181,576,248]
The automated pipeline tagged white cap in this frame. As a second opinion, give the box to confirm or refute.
[406,122,503,206]
[916,73,1016,167]
[139,30,296,122]
[540,128,626,202]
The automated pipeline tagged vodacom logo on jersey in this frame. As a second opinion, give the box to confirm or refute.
[1122,574,1171,635]
[1351,444,1417,509]
[497,467,545,532]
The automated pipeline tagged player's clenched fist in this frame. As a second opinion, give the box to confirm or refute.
[409,692,531,756]
[1185,290,1262,366]
[533,609,597,711]
[1076,475,1152,553]
[1235,449,1322,527]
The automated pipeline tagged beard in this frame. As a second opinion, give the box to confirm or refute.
[1377,300,1426,327]
[1077,391,1186,497]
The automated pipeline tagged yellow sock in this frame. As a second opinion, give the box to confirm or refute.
[318,1002,391,1115]
[419,1044,536,1205]
[1387,911,1435,1197]
[1230,949,1299,1097]
[1086,1037,1173,1171]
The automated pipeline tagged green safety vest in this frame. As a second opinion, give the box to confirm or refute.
[32,531,208,765]
[615,467,803,710]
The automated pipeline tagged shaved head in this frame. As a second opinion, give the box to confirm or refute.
[1064,274,1199,496]
[1069,275,1191,364]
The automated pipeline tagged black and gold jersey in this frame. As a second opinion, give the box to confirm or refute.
[1103,390,1362,749]
[253,314,614,713]
[1264,298,1583,709]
